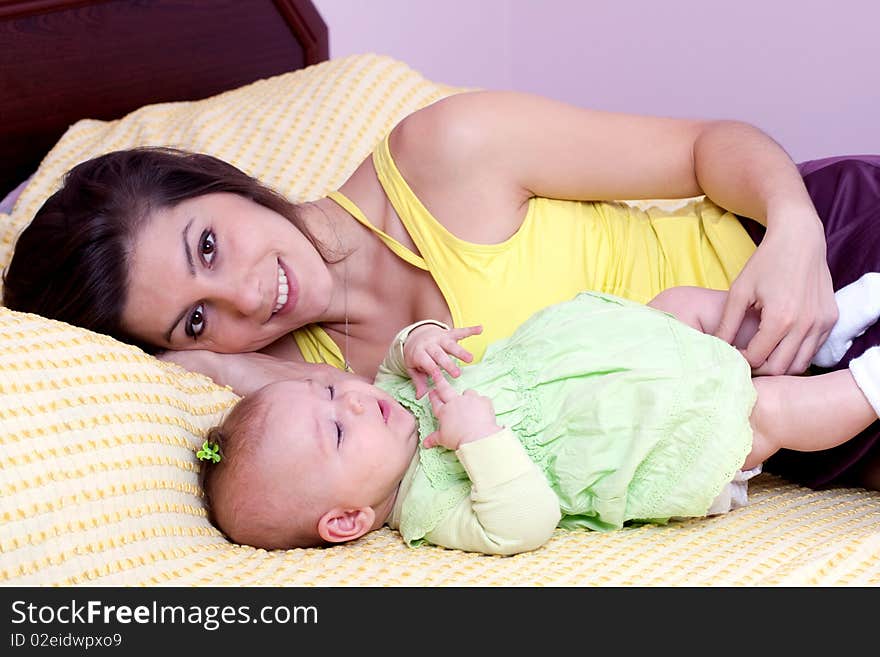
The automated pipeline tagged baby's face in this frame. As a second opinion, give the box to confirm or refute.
[253,377,419,527]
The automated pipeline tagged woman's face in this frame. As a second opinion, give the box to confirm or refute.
[122,192,333,353]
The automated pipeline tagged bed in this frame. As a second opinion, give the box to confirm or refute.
[1,0,879,587]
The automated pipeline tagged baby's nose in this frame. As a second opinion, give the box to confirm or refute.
[345,393,364,415]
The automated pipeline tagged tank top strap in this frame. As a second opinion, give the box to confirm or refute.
[326,190,428,271]
[371,134,456,264]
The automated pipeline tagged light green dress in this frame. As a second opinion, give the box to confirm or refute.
[376,292,756,546]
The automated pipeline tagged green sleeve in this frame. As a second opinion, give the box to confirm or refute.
[424,428,561,555]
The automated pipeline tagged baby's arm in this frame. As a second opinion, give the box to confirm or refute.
[404,322,482,397]
[420,375,560,555]
[423,430,562,556]
[376,320,482,397]
[648,286,760,350]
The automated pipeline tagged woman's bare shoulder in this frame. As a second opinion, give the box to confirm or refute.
[388,91,530,241]
[390,90,522,167]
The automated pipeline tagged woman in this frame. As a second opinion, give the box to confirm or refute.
[3,90,878,488]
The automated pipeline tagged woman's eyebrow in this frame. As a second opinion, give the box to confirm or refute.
[164,218,197,343]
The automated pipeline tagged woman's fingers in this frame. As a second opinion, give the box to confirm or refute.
[749,323,803,375]
[714,287,750,347]
[744,273,836,374]
[788,328,827,374]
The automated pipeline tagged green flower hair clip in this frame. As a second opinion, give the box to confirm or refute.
[197,440,222,464]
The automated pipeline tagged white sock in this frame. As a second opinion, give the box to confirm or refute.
[812,272,880,367]
[849,345,880,418]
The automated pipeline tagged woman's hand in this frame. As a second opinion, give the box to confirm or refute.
[713,216,837,375]
[403,324,482,398]
[422,375,501,450]
[156,349,365,396]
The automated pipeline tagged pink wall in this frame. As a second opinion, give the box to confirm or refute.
[313,0,880,162]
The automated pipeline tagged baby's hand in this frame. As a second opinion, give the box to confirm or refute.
[422,374,501,450]
[404,323,482,398]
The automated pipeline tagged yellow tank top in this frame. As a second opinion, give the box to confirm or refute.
[294,134,758,369]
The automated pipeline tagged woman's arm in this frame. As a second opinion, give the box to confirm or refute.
[393,90,836,376]
[395,90,811,224]
[156,349,366,396]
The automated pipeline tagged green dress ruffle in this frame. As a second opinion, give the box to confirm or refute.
[375,292,756,545]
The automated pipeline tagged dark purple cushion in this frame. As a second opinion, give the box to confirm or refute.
[748,155,880,487]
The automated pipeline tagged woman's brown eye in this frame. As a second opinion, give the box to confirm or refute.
[200,230,216,264]
[186,303,206,338]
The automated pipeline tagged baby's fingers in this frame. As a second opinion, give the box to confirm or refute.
[439,340,474,368]
[422,430,441,449]
[408,368,430,399]
[409,351,445,394]
[427,389,445,419]
[445,326,482,363]
[428,344,464,378]
[449,325,483,340]
[431,373,458,404]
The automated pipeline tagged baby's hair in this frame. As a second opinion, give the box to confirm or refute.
[199,385,329,550]
[199,392,270,535]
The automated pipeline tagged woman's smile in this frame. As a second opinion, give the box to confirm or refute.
[269,259,299,320]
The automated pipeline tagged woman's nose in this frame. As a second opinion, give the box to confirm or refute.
[226,272,263,316]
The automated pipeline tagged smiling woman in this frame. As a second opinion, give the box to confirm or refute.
[124,190,334,353]
[3,148,337,355]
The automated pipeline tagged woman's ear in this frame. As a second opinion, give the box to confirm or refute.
[317,507,376,543]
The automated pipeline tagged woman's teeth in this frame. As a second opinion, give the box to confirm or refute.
[273,265,289,314]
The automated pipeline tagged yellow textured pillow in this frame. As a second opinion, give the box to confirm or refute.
[0,308,239,585]
[0,54,460,585]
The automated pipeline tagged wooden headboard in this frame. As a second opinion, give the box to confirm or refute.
[0,0,329,196]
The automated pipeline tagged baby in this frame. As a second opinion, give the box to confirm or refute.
[198,278,880,555]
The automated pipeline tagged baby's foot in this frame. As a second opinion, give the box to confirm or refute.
[813,272,880,367]
[849,344,880,418]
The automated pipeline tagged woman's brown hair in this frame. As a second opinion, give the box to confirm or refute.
[2,147,319,352]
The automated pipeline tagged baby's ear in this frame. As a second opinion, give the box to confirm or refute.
[317,507,376,543]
